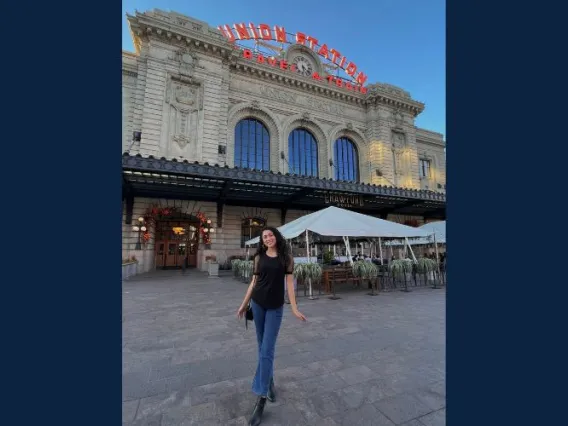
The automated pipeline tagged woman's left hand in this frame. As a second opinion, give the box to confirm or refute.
[292,308,307,322]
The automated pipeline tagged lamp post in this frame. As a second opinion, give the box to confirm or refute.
[201,219,215,248]
[132,217,147,250]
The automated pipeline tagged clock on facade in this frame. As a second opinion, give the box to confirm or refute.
[292,55,314,77]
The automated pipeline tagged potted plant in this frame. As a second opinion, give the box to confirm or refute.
[389,259,413,292]
[241,260,253,282]
[322,250,335,265]
[352,260,379,295]
[416,257,437,286]
[231,259,243,279]
[205,254,219,277]
[293,262,322,299]
[122,255,138,280]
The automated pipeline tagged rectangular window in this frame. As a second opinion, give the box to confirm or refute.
[419,159,431,179]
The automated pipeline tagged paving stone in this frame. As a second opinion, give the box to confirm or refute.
[418,408,446,426]
[292,372,349,396]
[261,402,311,425]
[400,420,425,426]
[123,373,169,401]
[306,358,344,374]
[122,271,445,425]
[332,403,395,426]
[136,390,192,420]
[374,393,434,425]
[335,365,375,385]
[293,390,350,419]
[333,383,368,409]
[122,399,139,423]
[410,388,446,411]
[123,414,163,426]
[427,380,446,397]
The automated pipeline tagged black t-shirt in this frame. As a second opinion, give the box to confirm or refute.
[251,252,294,309]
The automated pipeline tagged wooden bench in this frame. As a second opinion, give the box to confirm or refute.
[325,267,363,294]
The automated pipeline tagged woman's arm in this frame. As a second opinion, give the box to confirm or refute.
[285,256,307,321]
[285,274,299,312]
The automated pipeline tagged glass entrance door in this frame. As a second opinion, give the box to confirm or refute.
[155,242,165,268]
[165,242,178,267]
[154,220,200,269]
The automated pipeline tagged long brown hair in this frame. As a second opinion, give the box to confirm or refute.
[254,226,290,268]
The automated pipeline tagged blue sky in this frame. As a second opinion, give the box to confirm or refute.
[122,0,445,137]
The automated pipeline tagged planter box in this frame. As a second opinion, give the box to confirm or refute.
[122,262,138,280]
[208,262,219,277]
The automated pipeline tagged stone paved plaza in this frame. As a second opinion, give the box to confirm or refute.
[122,270,446,426]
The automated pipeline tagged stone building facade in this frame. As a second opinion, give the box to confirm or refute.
[121,9,446,273]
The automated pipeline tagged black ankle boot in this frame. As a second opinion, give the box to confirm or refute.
[249,396,266,426]
[267,378,276,402]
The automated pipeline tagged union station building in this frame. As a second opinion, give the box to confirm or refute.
[122,9,446,273]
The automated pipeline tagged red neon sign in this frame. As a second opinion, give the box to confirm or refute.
[218,22,368,87]
[240,49,367,94]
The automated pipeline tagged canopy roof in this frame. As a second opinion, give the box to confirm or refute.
[385,220,446,246]
[244,206,430,245]
[122,154,446,221]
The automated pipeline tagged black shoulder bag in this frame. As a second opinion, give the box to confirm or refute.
[245,301,253,329]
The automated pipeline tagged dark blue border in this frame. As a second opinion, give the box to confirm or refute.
[2,3,120,425]
[4,0,567,424]
[448,0,566,424]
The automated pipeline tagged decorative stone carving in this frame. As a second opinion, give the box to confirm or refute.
[393,109,404,127]
[175,86,197,106]
[250,100,260,110]
[149,46,170,60]
[391,131,411,179]
[301,112,311,121]
[167,48,197,77]
[175,48,198,77]
[366,83,411,99]
[164,77,202,150]
[304,96,345,115]
[259,85,297,103]
[392,131,405,148]
[175,17,188,27]
[346,122,353,130]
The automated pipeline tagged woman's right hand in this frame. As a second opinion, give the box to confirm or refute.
[237,304,246,319]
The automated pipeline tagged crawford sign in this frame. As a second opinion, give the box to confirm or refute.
[218,22,368,88]
[324,192,364,208]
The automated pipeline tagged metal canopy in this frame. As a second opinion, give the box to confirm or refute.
[122,153,446,219]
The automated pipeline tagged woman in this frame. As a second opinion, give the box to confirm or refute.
[237,227,307,426]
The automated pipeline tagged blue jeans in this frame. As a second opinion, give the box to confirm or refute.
[250,299,284,396]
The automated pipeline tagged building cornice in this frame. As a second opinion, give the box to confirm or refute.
[127,10,428,114]
[365,84,425,117]
[231,60,366,106]
[416,128,446,147]
[127,11,235,59]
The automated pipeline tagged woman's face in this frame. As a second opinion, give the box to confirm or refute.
[262,230,277,248]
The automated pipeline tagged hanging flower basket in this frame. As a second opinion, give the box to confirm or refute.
[144,206,181,225]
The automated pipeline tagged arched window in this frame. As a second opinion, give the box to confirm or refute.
[288,128,319,177]
[234,118,270,171]
[334,137,359,182]
[241,217,266,248]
